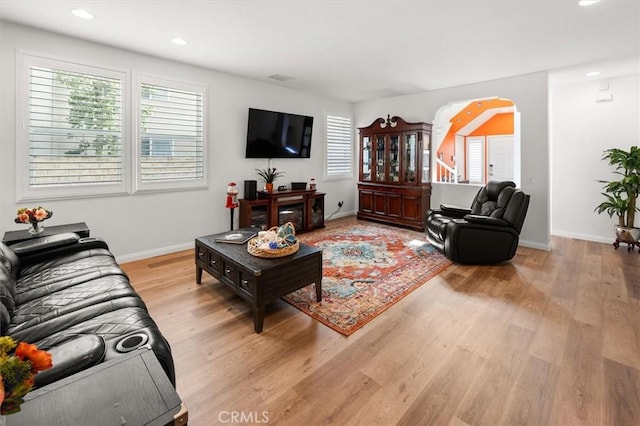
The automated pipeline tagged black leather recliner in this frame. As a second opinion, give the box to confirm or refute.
[425,181,530,264]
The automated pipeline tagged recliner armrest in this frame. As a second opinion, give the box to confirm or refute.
[34,335,106,388]
[440,204,471,216]
[463,214,510,227]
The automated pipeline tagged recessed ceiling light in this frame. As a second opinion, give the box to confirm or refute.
[578,0,600,6]
[586,71,601,77]
[172,38,187,46]
[71,9,94,20]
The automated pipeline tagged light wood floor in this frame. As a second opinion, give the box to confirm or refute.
[121,216,640,426]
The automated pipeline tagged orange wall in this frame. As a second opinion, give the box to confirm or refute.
[468,112,514,136]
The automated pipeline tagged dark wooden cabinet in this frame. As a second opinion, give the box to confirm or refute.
[239,199,270,229]
[239,189,325,233]
[357,115,432,231]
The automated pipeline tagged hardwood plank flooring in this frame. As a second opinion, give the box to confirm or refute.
[121,216,640,425]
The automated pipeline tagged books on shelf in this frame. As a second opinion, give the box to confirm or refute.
[214,231,257,244]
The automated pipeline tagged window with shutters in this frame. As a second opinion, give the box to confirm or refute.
[17,53,209,201]
[135,77,206,192]
[325,114,353,179]
[18,54,127,200]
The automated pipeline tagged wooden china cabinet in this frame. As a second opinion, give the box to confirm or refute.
[357,115,432,231]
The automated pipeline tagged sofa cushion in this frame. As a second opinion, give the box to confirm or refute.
[16,251,121,299]
[12,275,138,327]
[17,265,126,305]
[8,297,147,342]
[18,248,115,279]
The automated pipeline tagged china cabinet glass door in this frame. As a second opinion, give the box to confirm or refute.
[404,133,417,183]
[389,135,400,182]
[376,136,385,181]
[362,136,372,181]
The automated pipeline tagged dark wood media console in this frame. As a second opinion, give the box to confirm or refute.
[239,189,324,233]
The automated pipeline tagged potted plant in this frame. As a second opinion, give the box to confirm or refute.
[255,167,284,192]
[595,146,640,246]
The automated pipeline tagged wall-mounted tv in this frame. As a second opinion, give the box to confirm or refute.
[245,108,313,158]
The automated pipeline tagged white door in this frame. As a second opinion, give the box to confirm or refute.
[488,135,514,182]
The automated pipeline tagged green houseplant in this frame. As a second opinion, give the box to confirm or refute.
[595,146,640,245]
[255,167,284,192]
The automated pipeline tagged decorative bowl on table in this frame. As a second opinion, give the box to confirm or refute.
[247,222,299,258]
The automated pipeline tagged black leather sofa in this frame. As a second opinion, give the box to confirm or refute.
[425,181,530,264]
[0,233,174,387]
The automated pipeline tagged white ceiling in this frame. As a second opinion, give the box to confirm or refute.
[1,0,639,102]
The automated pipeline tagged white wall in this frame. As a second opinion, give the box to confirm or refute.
[354,72,550,250]
[0,22,355,260]
[551,72,640,242]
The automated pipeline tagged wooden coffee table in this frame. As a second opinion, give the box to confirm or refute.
[195,229,322,333]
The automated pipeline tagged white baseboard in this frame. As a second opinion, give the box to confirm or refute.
[115,213,361,263]
[115,242,193,264]
[520,239,551,251]
[550,230,612,245]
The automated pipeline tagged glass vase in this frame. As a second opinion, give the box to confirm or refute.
[28,222,45,235]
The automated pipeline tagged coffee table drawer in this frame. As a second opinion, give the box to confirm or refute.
[208,251,221,275]
[195,243,219,273]
[221,259,238,288]
[238,270,255,297]
[195,242,208,268]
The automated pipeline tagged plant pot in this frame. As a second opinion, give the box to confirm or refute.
[615,225,640,243]
[265,183,274,192]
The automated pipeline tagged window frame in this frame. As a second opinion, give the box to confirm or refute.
[324,113,354,181]
[16,52,210,202]
[16,51,130,202]
[133,74,208,194]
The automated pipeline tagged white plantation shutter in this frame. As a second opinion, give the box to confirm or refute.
[27,63,124,188]
[138,80,205,187]
[326,115,352,177]
[467,138,483,183]
[18,54,210,200]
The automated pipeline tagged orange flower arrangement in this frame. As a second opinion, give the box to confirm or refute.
[0,337,53,415]
[14,207,53,235]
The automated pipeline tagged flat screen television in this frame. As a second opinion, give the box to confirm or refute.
[245,108,313,158]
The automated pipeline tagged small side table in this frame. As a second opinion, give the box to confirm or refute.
[2,222,89,245]
[6,348,187,426]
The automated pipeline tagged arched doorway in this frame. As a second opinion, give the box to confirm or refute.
[432,97,521,186]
